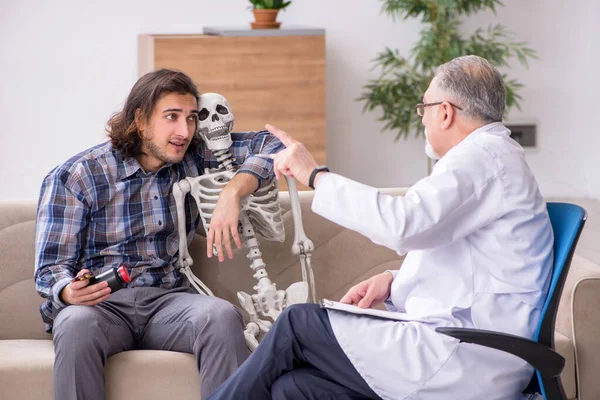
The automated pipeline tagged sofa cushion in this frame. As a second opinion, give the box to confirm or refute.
[0,279,48,339]
[0,340,203,400]
[106,350,200,400]
[0,339,54,400]
[0,203,48,339]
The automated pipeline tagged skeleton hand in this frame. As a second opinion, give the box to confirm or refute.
[206,184,243,262]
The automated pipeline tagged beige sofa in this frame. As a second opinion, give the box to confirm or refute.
[1,189,599,399]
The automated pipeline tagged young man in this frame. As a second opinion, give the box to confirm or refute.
[208,55,554,400]
[34,68,283,400]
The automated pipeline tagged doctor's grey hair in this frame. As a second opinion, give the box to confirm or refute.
[433,55,505,123]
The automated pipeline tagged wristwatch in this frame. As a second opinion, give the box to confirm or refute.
[308,165,330,190]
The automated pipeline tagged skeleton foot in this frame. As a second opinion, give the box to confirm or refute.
[239,292,274,352]
[244,322,260,351]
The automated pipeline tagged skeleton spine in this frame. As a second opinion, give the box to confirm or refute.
[213,149,236,172]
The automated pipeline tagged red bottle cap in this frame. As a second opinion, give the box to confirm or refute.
[117,265,131,283]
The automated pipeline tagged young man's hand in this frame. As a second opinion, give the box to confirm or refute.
[340,271,394,309]
[59,269,112,306]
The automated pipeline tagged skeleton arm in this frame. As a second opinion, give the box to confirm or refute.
[285,177,317,303]
[173,177,215,296]
[173,179,193,269]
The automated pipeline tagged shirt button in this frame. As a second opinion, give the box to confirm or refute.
[154,195,158,200]
[149,238,153,243]
[158,220,162,226]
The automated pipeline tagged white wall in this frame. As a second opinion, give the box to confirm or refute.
[464,0,600,199]
[0,0,597,200]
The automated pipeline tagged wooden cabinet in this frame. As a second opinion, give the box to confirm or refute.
[138,33,326,190]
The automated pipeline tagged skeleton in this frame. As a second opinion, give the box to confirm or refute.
[173,93,316,351]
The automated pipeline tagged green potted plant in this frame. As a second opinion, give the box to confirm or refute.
[248,0,292,29]
[359,0,535,142]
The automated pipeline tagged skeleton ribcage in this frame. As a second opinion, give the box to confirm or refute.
[188,168,285,243]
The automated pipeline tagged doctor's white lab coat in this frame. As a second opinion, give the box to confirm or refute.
[312,122,553,400]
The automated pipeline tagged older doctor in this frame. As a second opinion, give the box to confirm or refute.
[207,55,553,400]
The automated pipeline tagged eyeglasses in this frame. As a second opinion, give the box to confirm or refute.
[416,101,463,117]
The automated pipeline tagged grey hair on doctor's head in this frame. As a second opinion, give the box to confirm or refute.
[433,55,506,123]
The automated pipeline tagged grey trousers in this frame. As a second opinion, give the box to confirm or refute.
[52,286,249,400]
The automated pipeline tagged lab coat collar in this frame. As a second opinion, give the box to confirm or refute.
[462,121,507,144]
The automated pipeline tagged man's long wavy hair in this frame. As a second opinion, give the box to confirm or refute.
[107,68,201,158]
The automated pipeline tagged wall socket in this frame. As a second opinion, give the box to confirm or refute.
[506,124,536,148]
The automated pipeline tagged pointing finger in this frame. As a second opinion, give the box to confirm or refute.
[265,124,295,147]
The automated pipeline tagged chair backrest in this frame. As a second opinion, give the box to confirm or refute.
[535,202,587,347]
[530,203,587,399]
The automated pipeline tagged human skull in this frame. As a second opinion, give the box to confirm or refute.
[197,93,235,151]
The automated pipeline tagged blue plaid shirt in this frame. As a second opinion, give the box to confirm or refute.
[35,130,283,332]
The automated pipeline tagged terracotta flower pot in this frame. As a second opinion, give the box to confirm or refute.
[251,9,281,29]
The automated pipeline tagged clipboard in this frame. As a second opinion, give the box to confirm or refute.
[319,299,431,323]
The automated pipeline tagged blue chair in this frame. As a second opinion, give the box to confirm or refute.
[437,202,587,400]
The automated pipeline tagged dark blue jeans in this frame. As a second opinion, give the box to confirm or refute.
[208,303,381,400]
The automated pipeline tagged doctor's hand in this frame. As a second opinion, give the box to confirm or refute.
[265,124,319,187]
[340,271,394,309]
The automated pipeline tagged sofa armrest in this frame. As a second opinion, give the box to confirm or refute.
[571,277,600,400]
[554,331,576,400]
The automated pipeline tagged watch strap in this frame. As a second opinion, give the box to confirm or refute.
[309,166,330,189]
